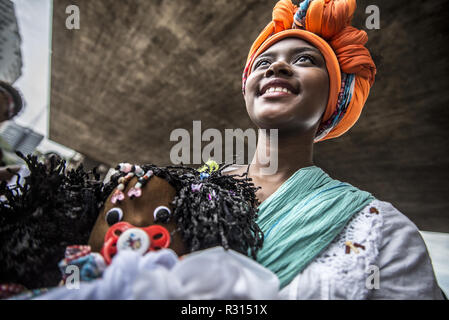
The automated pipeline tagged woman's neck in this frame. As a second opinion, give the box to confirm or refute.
[248,127,316,184]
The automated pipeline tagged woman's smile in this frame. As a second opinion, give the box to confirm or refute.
[261,87,296,100]
[259,78,300,99]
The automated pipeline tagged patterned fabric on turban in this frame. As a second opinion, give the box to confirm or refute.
[242,0,376,142]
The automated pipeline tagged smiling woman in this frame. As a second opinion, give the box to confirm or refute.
[245,38,329,133]
[223,0,445,300]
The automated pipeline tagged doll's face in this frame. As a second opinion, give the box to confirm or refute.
[88,176,188,256]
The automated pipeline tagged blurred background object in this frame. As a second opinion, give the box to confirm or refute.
[0,0,25,171]
[0,0,110,181]
[0,0,22,83]
[420,231,449,297]
[0,121,43,158]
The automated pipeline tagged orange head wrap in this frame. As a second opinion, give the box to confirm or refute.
[242,0,376,142]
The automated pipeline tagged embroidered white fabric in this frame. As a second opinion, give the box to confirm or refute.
[279,199,444,300]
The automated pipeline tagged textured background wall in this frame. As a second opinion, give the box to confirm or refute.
[50,0,449,232]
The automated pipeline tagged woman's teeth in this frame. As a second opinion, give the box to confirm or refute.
[265,87,292,94]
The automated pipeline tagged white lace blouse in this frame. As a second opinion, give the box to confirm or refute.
[279,199,444,300]
[223,166,444,300]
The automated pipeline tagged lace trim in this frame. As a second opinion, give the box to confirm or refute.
[306,199,384,299]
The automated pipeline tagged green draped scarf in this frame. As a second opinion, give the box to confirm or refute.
[255,166,374,288]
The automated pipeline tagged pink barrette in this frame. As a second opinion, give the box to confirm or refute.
[111,189,125,204]
[127,187,142,199]
[191,183,202,192]
[117,163,133,173]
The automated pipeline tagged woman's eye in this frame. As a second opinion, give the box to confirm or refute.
[294,55,315,64]
[153,206,171,223]
[254,59,270,70]
[105,208,123,226]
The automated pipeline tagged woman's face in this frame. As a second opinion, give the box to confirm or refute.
[244,38,330,133]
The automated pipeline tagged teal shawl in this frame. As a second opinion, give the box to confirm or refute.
[255,166,374,288]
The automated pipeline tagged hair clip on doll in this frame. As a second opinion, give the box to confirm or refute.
[127,169,153,199]
[198,159,219,181]
[111,163,154,203]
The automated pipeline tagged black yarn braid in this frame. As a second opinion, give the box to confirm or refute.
[0,152,109,289]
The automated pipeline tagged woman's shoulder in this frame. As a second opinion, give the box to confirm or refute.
[362,198,431,257]
[365,199,443,299]
[344,198,443,299]
[367,199,417,231]
[332,196,424,252]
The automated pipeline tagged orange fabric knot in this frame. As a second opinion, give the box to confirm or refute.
[273,0,298,33]
[330,26,376,85]
[306,0,356,40]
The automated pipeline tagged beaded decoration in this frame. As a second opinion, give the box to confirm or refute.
[127,169,153,199]
[111,163,154,203]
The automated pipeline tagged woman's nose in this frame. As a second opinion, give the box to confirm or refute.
[265,60,293,78]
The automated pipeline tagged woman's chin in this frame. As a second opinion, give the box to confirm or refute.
[252,106,292,128]
[252,115,292,130]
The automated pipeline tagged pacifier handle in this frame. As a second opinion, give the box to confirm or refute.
[100,223,171,265]
[101,237,117,265]
[145,225,171,250]
[101,222,133,265]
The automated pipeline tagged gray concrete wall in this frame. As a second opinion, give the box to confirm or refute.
[49,0,449,232]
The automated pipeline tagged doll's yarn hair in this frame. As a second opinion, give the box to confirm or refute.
[109,163,264,259]
[0,152,108,289]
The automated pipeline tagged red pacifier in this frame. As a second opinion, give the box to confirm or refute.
[100,221,171,265]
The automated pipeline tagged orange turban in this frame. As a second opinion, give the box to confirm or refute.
[242,0,376,142]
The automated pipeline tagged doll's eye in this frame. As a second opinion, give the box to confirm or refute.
[153,206,171,223]
[105,208,123,226]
